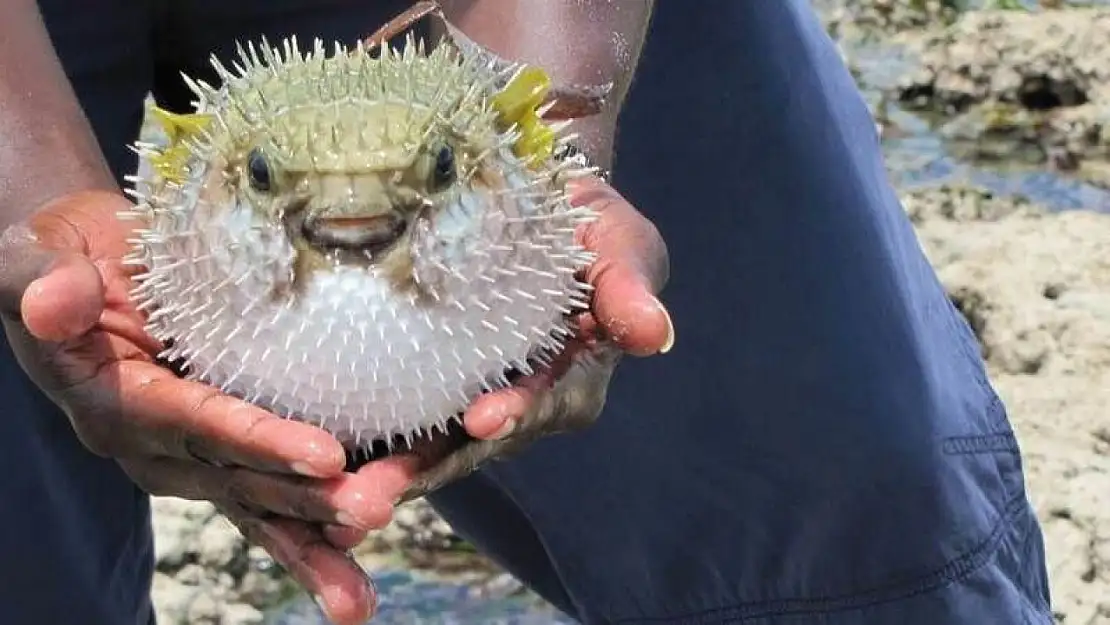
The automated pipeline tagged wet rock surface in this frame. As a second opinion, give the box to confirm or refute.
[820,0,960,39]
[897,9,1110,113]
[151,498,291,625]
[892,6,1110,182]
[821,0,959,38]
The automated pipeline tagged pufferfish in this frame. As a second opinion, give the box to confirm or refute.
[120,30,603,451]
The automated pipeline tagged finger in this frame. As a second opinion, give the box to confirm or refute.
[323,524,368,551]
[228,512,377,625]
[588,258,673,356]
[403,367,584,500]
[223,470,386,529]
[460,340,586,440]
[71,360,348,478]
[20,251,105,342]
[129,454,416,530]
[348,452,422,503]
[570,178,674,356]
[247,453,419,529]
[461,385,533,441]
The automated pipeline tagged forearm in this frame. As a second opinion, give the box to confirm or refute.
[437,0,654,168]
[0,0,116,230]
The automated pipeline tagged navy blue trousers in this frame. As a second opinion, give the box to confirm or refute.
[1,1,1052,623]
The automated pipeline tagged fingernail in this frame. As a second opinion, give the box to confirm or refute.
[654,296,675,354]
[291,461,321,477]
[291,439,349,478]
[491,417,517,440]
[347,553,379,620]
[335,511,361,529]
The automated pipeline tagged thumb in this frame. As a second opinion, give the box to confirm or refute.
[20,250,105,342]
[571,178,673,357]
[587,257,673,357]
[0,207,108,343]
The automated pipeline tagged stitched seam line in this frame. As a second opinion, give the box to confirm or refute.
[611,493,1033,624]
[942,431,1019,455]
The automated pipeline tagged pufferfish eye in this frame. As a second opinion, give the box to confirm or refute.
[247,148,272,192]
[431,144,456,189]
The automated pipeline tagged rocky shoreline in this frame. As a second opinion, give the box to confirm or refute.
[150,496,515,625]
[893,7,1110,180]
[149,2,1110,624]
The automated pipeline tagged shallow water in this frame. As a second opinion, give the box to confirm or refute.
[839,6,1110,211]
[267,571,574,625]
[879,92,1110,210]
[268,3,1110,624]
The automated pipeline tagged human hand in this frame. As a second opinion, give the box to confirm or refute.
[396,175,673,499]
[0,189,415,624]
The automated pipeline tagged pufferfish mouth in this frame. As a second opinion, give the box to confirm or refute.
[303,213,408,251]
[283,202,411,258]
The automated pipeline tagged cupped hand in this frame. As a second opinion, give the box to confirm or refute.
[399,175,673,499]
[0,189,413,625]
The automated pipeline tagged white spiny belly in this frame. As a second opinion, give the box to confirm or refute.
[155,261,582,447]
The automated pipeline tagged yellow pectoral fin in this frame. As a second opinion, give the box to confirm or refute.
[514,112,555,166]
[150,106,213,142]
[150,144,196,183]
[491,66,551,125]
[148,106,213,183]
[491,66,557,167]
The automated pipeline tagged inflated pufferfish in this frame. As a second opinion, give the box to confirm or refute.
[121,4,611,453]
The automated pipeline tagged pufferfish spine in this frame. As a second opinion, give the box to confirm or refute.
[120,35,599,449]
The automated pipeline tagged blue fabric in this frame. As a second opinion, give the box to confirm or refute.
[4,1,1052,624]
